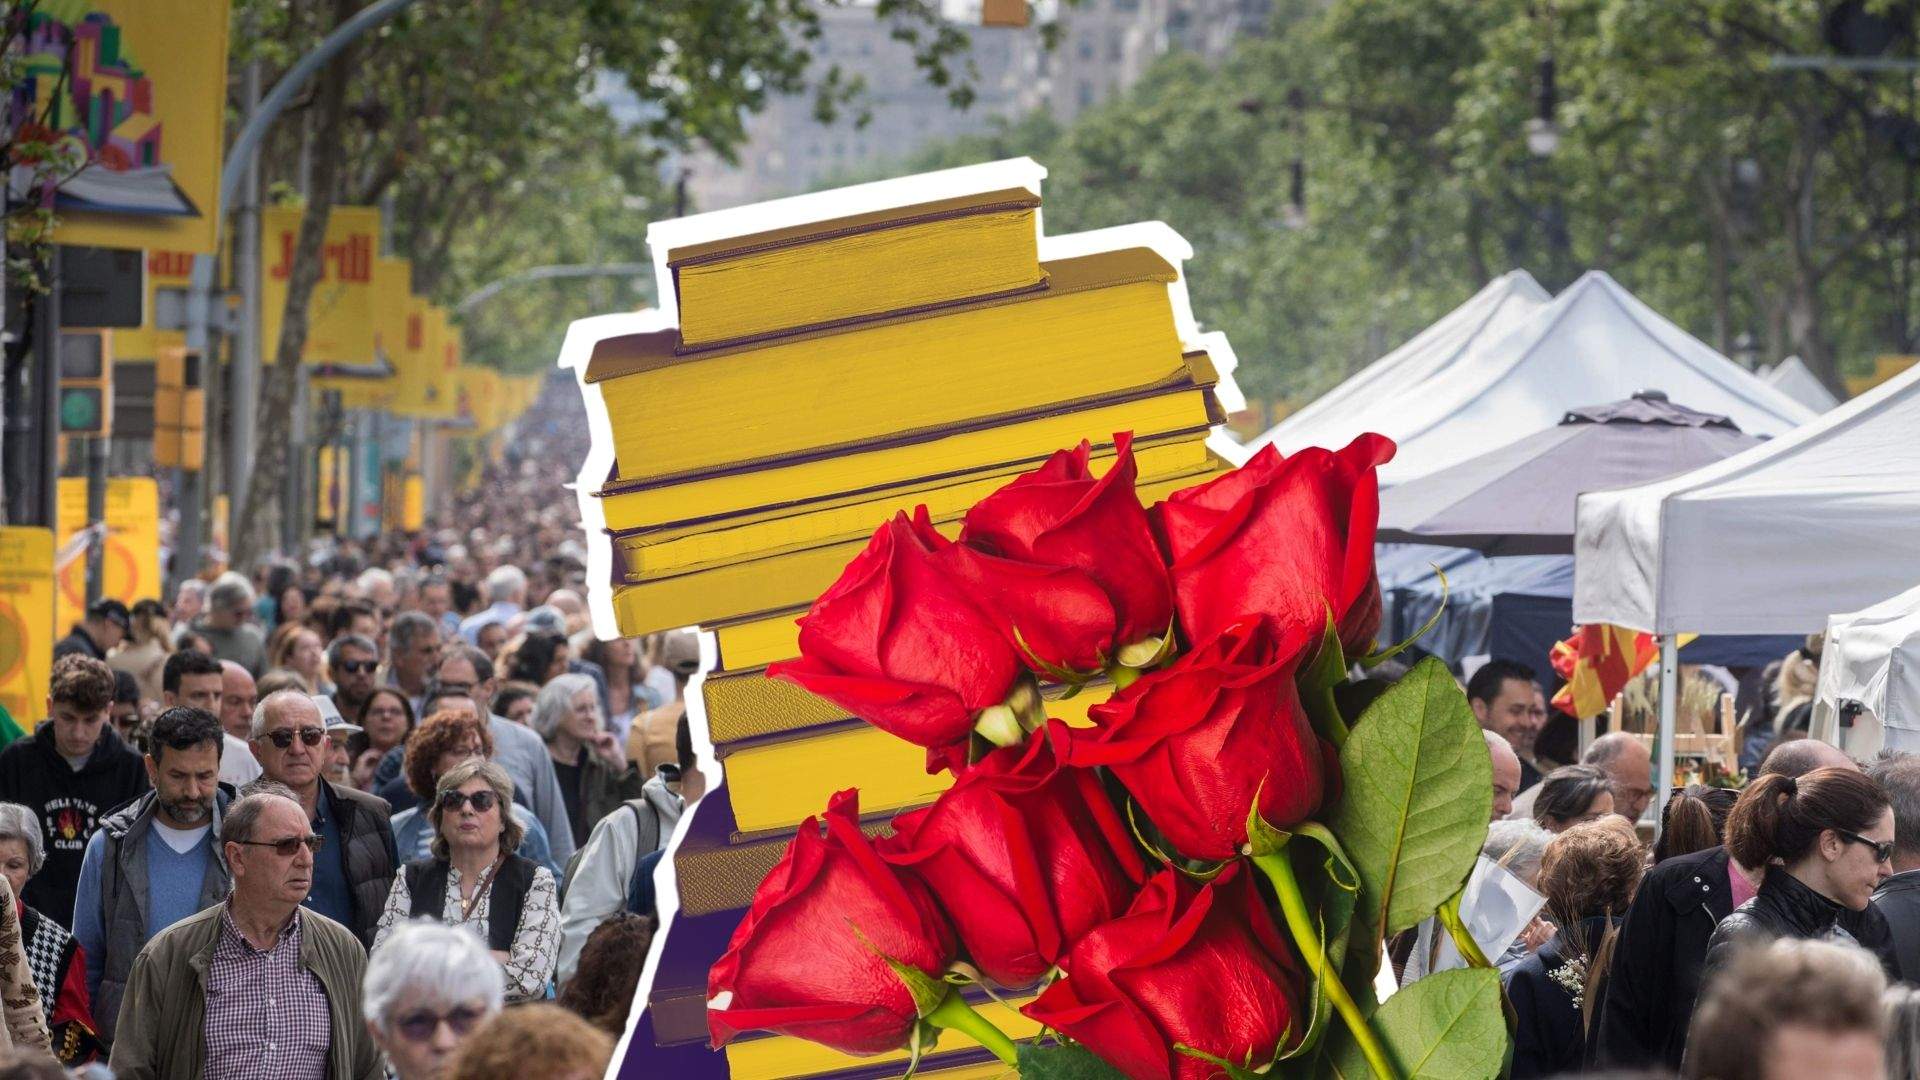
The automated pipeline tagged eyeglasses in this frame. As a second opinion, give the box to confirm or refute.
[395,1006,486,1042]
[337,660,378,675]
[437,789,499,814]
[261,727,326,749]
[1839,830,1895,864]
[234,834,325,857]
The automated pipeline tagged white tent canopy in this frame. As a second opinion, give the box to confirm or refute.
[1255,271,1814,485]
[1762,356,1841,413]
[1575,361,1920,636]
[1257,270,1548,463]
[1811,582,1920,758]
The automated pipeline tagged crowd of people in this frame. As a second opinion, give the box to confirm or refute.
[0,398,703,1079]
[1451,655,1920,1079]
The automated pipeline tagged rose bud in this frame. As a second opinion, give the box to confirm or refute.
[1064,618,1322,861]
[1154,434,1394,659]
[770,509,1036,770]
[956,433,1175,674]
[1021,864,1306,1080]
[709,789,958,1055]
[880,733,1146,987]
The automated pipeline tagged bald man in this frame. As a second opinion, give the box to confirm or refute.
[1485,730,1522,822]
[1511,731,1654,824]
[1759,737,1858,778]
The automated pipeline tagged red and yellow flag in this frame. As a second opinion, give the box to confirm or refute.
[1551,624,1660,720]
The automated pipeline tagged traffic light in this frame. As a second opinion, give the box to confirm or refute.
[153,346,204,470]
[57,330,111,436]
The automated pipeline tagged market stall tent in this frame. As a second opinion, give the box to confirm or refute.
[1811,583,1920,758]
[1763,355,1841,413]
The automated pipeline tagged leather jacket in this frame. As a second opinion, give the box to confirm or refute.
[1701,867,1897,982]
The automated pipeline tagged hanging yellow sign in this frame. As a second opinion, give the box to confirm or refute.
[55,477,162,631]
[28,2,232,254]
[0,529,55,727]
[317,256,410,409]
[260,204,380,368]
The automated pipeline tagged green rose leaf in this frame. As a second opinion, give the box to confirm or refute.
[1017,1040,1133,1080]
[1330,656,1490,940]
[1326,968,1507,1079]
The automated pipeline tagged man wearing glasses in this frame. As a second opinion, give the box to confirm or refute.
[107,785,383,1080]
[250,692,398,948]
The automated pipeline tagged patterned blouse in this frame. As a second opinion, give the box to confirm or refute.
[0,877,50,1055]
[372,863,560,1001]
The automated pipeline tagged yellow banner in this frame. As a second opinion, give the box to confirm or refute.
[0,529,55,727]
[55,477,162,631]
[317,256,410,410]
[260,204,380,368]
[29,2,231,254]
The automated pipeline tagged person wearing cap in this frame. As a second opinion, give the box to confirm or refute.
[248,690,397,947]
[311,696,361,787]
[55,600,130,664]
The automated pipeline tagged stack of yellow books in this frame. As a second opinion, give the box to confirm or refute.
[572,159,1245,1079]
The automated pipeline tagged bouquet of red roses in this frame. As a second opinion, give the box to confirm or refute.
[707,433,1507,1080]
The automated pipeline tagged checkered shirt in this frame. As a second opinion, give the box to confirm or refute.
[204,906,332,1080]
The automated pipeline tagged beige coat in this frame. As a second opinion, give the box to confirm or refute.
[0,876,52,1054]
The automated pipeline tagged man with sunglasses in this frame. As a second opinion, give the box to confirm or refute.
[325,636,380,727]
[74,706,233,1049]
[1870,753,1920,984]
[107,785,383,1080]
[249,691,397,948]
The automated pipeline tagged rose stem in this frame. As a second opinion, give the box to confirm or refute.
[1313,685,1350,748]
[926,991,1021,1067]
[1436,892,1493,969]
[1253,851,1400,1080]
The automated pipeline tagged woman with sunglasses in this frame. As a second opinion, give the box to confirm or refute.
[374,759,561,1002]
[364,921,504,1080]
[1702,766,1898,981]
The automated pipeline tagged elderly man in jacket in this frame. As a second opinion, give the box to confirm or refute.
[108,784,383,1080]
[73,706,233,1048]
[249,691,396,946]
[1870,752,1920,984]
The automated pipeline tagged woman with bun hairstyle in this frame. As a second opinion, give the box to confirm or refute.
[1701,766,1897,979]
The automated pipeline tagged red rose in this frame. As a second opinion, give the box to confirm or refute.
[953,434,1174,673]
[708,789,957,1055]
[1155,434,1394,658]
[770,509,1025,770]
[880,733,1146,986]
[1021,864,1306,1080]
[1064,618,1321,861]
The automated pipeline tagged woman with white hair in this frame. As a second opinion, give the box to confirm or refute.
[0,803,83,1060]
[0,805,55,1057]
[365,921,505,1080]
[532,673,644,843]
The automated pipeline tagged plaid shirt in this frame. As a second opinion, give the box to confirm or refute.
[203,906,332,1080]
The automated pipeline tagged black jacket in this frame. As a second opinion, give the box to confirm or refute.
[322,780,399,947]
[1874,869,1920,984]
[0,723,148,928]
[51,627,105,662]
[1592,846,1735,1071]
[1701,866,1898,983]
[1508,916,1616,1080]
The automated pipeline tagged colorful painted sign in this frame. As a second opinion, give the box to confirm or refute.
[18,2,231,253]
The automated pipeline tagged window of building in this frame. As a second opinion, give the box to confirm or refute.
[1077,80,1093,107]
[1078,37,1094,59]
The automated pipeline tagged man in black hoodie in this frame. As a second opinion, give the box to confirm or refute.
[0,655,149,927]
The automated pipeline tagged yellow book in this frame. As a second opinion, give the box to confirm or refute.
[613,434,1212,579]
[586,247,1185,483]
[608,459,1229,637]
[726,995,1040,1080]
[668,187,1044,348]
[714,609,807,671]
[702,666,1114,746]
[595,375,1219,534]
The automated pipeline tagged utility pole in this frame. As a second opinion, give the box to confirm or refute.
[30,249,62,529]
[230,59,263,556]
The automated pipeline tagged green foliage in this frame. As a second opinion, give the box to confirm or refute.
[1327,968,1507,1080]
[1017,1039,1133,1080]
[1329,657,1491,942]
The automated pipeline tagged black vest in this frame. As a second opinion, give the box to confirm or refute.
[403,854,535,952]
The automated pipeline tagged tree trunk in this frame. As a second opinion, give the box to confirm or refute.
[1781,120,1844,398]
[233,0,361,569]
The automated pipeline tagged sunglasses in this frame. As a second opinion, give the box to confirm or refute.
[437,789,499,814]
[1839,830,1895,864]
[395,1006,486,1043]
[234,834,325,857]
[337,660,378,675]
[261,727,326,749]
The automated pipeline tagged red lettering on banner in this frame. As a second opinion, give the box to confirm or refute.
[407,314,423,350]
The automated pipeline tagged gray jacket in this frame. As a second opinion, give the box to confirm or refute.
[556,771,682,983]
[89,790,232,1045]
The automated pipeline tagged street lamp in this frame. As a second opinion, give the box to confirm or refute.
[1526,54,1560,157]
